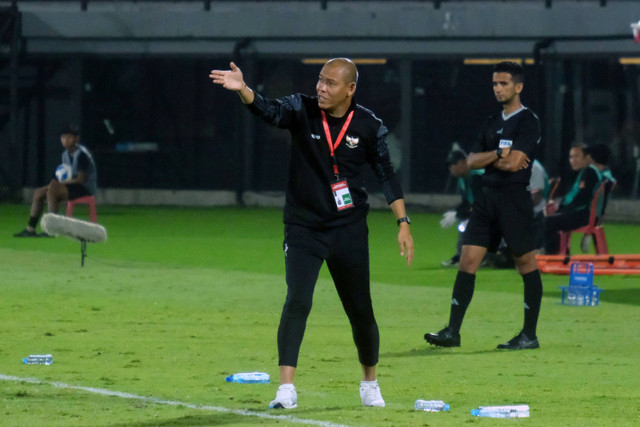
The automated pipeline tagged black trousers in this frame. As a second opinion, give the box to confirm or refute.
[278,217,379,367]
[543,209,590,254]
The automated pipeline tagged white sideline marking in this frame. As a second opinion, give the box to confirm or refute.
[0,374,351,427]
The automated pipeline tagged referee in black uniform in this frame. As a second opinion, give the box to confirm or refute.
[210,58,414,409]
[425,61,544,350]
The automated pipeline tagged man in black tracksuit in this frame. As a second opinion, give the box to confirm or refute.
[210,58,413,409]
[424,61,544,351]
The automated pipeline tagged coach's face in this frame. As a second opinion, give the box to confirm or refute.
[316,63,356,117]
[492,72,522,105]
[569,147,588,171]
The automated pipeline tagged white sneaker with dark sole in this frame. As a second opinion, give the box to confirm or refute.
[360,380,385,407]
[269,384,297,409]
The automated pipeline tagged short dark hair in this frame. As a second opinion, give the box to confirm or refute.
[445,149,467,166]
[60,124,80,136]
[493,61,524,84]
[571,142,588,154]
[586,143,612,165]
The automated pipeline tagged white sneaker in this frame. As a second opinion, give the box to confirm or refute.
[269,384,297,409]
[360,380,385,407]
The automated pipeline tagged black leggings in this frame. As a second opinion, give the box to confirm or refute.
[278,218,379,367]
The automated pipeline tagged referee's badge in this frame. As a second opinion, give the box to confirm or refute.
[499,139,513,148]
[345,135,359,149]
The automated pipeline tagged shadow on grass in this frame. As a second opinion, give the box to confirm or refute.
[108,408,344,426]
[381,347,501,358]
[600,288,640,306]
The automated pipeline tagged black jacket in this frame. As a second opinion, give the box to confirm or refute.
[248,92,403,228]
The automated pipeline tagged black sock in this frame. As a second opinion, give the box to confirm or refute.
[522,270,543,338]
[448,271,476,334]
[28,216,38,229]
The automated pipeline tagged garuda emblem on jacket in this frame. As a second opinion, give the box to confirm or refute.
[345,135,359,149]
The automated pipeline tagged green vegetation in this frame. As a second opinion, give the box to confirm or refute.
[1,204,639,426]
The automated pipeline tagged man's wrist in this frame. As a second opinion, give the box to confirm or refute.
[496,147,503,159]
[397,216,411,226]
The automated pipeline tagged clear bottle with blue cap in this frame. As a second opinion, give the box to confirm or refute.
[471,404,529,418]
[414,399,449,412]
[225,372,270,384]
[23,354,53,365]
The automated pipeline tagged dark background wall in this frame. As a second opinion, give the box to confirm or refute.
[2,0,640,199]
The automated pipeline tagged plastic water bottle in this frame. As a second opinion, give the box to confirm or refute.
[225,372,270,384]
[415,400,449,412]
[23,354,53,365]
[471,404,529,418]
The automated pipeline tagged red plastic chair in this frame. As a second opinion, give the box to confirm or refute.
[66,195,97,223]
[558,182,608,255]
[545,177,561,216]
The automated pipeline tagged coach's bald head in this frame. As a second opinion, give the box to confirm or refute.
[324,58,359,85]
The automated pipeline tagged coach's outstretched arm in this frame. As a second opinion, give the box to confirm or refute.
[209,62,255,104]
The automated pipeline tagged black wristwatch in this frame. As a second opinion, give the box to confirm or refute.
[397,216,411,226]
[496,147,503,158]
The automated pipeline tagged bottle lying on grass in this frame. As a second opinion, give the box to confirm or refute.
[414,400,449,412]
[225,372,270,383]
[23,354,53,365]
[471,404,530,418]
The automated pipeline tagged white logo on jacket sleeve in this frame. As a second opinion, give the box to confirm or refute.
[345,135,359,148]
[311,133,321,140]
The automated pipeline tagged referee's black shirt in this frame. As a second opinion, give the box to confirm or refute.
[471,107,541,188]
[247,93,403,228]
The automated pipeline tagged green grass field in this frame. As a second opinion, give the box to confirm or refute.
[1,203,639,426]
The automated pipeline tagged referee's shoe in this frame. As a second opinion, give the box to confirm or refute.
[497,331,539,350]
[424,326,461,347]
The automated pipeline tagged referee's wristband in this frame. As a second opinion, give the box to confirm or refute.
[397,216,411,226]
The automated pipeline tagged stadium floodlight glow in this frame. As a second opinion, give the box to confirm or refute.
[632,20,640,44]
[301,58,387,65]
[40,213,107,267]
[619,58,640,65]
[463,58,535,66]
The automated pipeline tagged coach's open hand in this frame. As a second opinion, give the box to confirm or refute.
[210,62,255,104]
[209,62,245,91]
[398,224,414,266]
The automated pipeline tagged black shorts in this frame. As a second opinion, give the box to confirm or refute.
[66,183,91,200]
[463,185,535,257]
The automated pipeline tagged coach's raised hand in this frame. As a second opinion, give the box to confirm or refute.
[209,62,254,104]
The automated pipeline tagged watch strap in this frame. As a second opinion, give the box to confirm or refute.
[397,216,411,226]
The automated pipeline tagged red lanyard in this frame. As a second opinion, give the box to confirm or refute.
[321,109,354,178]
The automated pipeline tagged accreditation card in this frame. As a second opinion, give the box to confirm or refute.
[331,180,354,211]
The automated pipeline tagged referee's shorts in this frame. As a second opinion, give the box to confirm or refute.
[463,185,535,257]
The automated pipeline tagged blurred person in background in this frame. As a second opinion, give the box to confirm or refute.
[14,125,97,238]
[440,148,483,267]
[529,159,550,251]
[543,143,602,254]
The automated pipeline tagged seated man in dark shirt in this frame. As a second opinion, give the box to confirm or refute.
[587,143,616,213]
[543,142,602,254]
[440,149,484,267]
[14,124,97,237]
